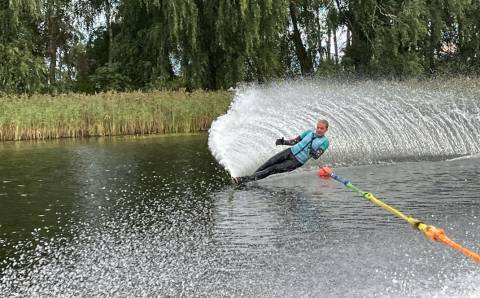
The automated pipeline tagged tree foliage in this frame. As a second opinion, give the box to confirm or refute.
[1,0,480,94]
[0,0,46,93]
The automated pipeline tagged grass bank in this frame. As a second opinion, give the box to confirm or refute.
[0,90,232,141]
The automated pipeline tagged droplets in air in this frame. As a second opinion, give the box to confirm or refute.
[208,79,480,177]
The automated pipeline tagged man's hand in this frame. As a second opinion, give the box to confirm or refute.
[310,149,324,159]
[277,136,301,146]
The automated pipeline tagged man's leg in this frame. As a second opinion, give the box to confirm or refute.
[251,151,302,180]
[233,149,293,184]
[255,148,291,172]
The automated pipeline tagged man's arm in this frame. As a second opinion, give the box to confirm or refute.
[310,138,329,159]
[276,130,309,146]
[310,148,324,159]
[275,136,301,146]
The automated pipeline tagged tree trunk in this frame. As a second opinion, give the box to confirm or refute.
[428,23,436,73]
[333,26,339,64]
[289,1,313,74]
[327,28,331,60]
[318,17,324,63]
[457,20,463,58]
[105,0,113,66]
[47,0,57,86]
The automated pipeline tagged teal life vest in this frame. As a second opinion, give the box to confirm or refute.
[290,129,329,164]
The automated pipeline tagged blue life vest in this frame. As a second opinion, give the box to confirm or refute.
[290,129,329,164]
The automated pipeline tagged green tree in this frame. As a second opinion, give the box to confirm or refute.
[369,0,427,76]
[457,0,480,73]
[0,0,46,93]
[195,0,289,88]
[110,0,289,90]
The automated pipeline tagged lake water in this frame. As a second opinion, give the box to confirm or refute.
[0,134,479,297]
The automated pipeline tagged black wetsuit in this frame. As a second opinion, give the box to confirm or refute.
[240,148,302,183]
[236,130,328,184]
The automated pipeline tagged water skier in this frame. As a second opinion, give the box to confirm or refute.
[232,119,330,185]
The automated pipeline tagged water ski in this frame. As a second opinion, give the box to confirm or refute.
[231,176,251,187]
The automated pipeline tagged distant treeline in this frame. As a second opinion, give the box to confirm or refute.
[1,0,480,94]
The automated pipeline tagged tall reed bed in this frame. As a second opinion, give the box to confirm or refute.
[0,90,232,141]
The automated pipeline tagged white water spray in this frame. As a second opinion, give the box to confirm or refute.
[208,79,480,177]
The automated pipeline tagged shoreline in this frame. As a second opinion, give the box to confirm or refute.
[0,132,210,150]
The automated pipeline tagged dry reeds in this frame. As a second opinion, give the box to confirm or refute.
[0,90,232,141]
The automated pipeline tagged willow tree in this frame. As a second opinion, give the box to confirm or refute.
[326,5,340,64]
[0,0,45,93]
[42,0,80,89]
[196,0,289,88]
[112,0,289,90]
[335,0,377,73]
[333,0,427,76]
[423,0,479,74]
[75,0,119,66]
[457,0,480,72]
[284,0,330,75]
[369,0,427,76]
[112,0,198,89]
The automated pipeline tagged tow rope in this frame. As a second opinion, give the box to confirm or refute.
[318,166,480,264]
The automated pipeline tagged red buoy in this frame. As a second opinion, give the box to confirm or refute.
[318,166,333,177]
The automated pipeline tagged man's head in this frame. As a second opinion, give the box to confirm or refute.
[316,119,329,136]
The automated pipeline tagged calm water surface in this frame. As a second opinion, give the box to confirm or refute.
[0,134,479,297]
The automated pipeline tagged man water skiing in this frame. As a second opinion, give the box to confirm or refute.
[232,119,330,185]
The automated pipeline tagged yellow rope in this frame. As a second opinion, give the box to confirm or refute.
[322,168,480,264]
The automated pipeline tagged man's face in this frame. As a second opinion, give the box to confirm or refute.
[316,122,328,136]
